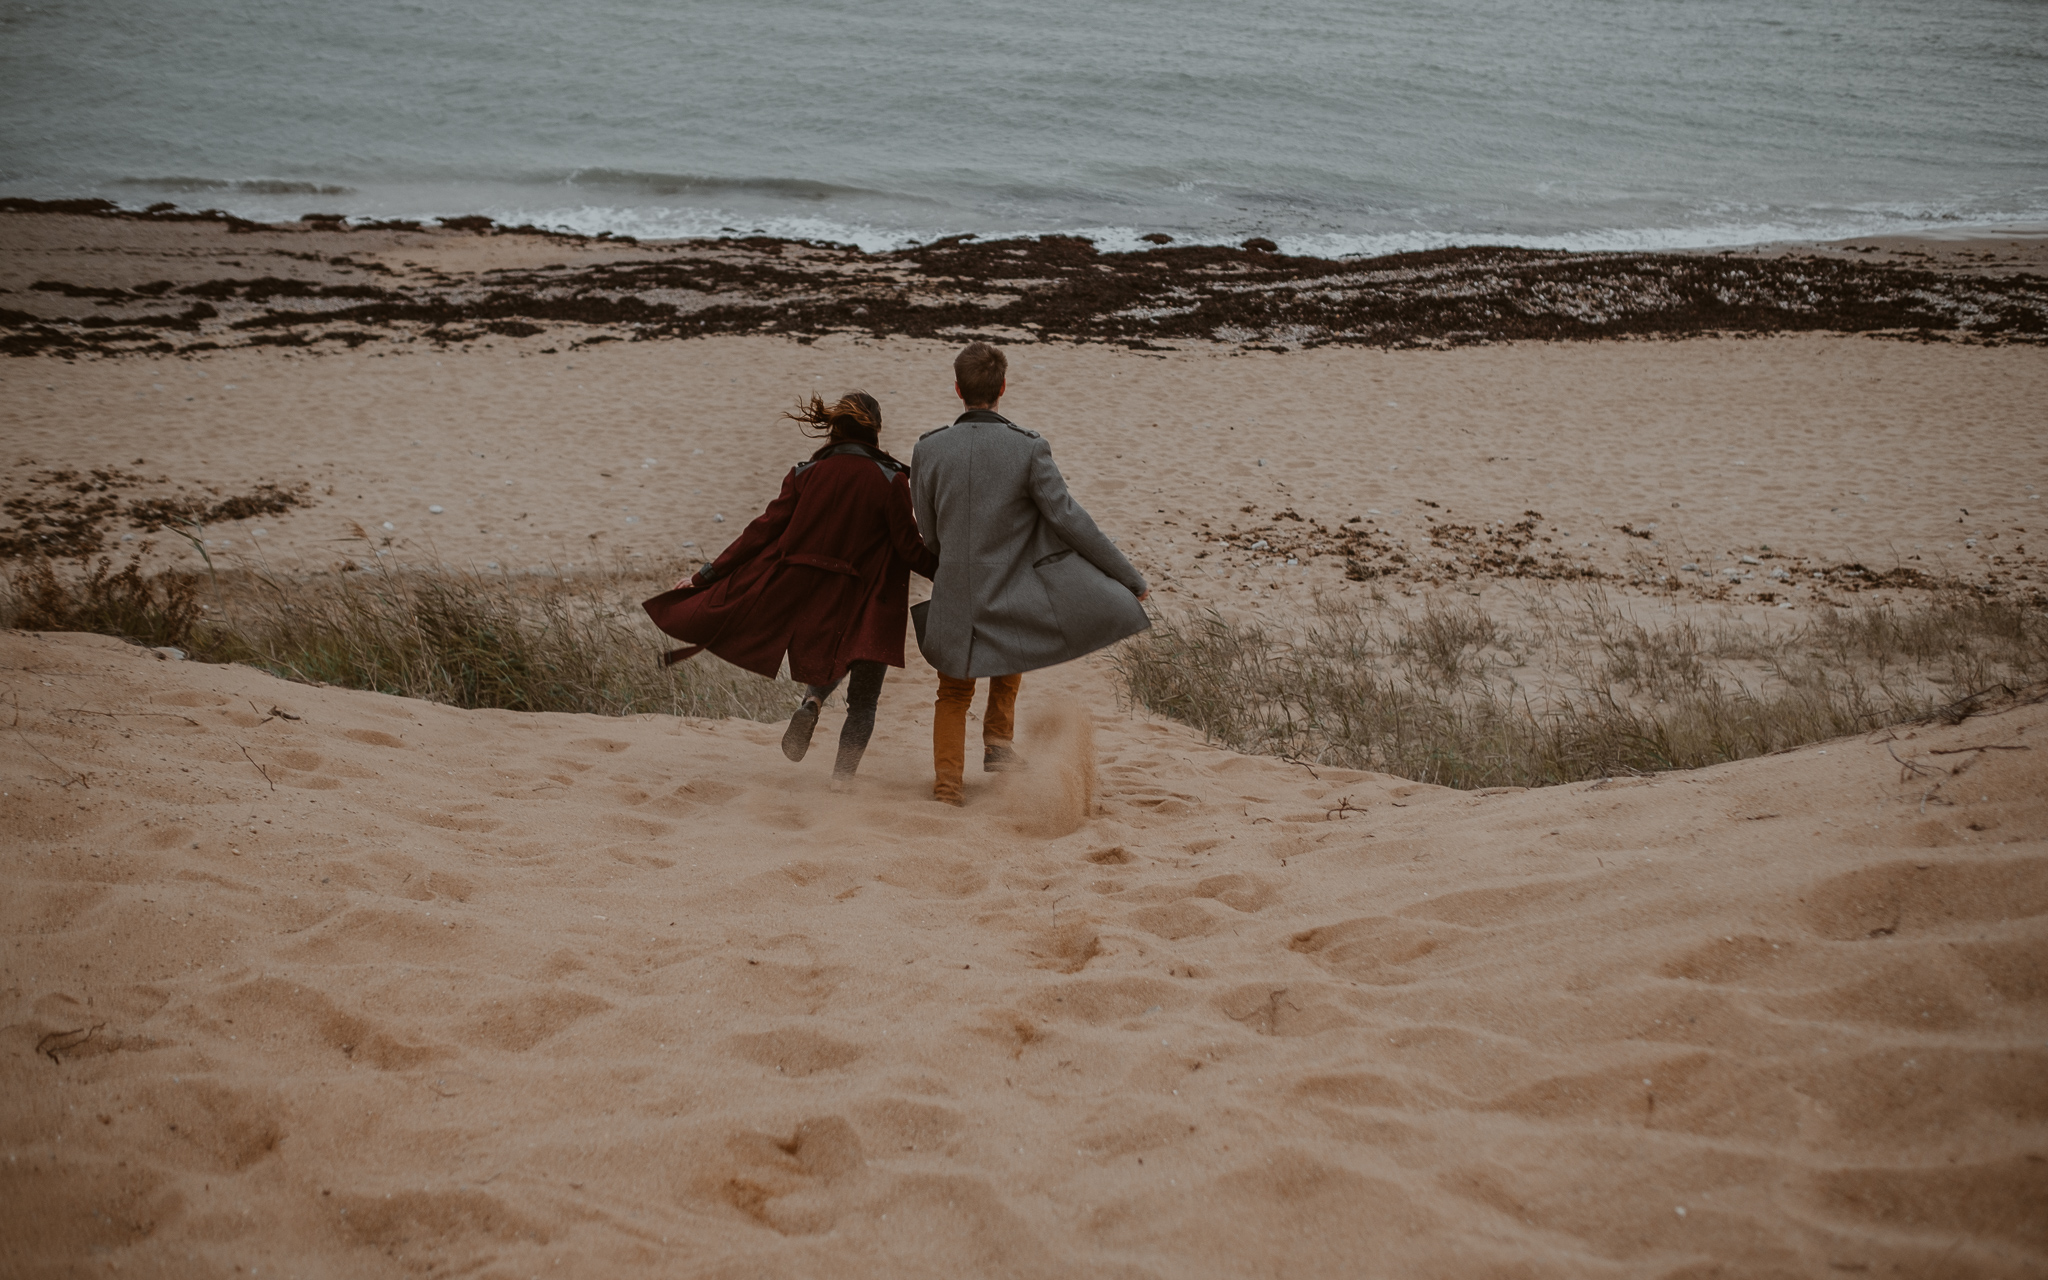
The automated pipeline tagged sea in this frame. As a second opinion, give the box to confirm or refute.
[3,0,2045,256]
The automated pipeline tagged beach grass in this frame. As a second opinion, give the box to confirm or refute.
[2,554,787,722]
[1115,588,2048,789]
[12,555,2043,782]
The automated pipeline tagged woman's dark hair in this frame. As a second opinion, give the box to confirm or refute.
[786,391,882,447]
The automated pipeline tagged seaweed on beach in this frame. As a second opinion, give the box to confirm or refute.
[0,467,312,559]
[3,199,2046,356]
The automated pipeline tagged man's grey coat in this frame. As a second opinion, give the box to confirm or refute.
[911,410,1149,679]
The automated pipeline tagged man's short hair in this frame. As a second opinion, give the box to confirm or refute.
[954,342,1006,406]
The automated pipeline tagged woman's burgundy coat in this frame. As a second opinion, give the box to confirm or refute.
[643,446,938,687]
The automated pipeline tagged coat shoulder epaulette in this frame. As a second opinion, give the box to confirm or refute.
[795,450,907,480]
[1002,421,1041,439]
[918,423,953,441]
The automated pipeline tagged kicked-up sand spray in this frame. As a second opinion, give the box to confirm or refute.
[998,696,1098,837]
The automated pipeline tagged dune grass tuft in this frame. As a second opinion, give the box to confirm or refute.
[1115,589,2048,789]
[4,556,787,721]
[2,555,203,650]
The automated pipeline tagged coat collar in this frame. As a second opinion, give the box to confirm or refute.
[954,409,1011,425]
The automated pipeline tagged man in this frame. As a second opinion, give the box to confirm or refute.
[910,342,1150,805]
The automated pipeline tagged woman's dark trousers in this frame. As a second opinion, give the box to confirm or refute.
[805,660,886,778]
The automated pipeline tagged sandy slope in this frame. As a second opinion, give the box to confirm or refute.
[3,628,2043,1277]
[5,233,2048,1274]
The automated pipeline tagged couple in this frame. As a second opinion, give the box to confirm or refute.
[643,342,1150,804]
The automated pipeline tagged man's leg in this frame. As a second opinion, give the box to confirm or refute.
[982,673,1025,771]
[932,673,976,803]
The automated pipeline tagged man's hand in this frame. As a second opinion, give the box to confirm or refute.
[1136,589,1151,602]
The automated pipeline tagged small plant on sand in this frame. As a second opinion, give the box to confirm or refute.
[1115,589,2048,789]
[210,560,786,719]
[1,554,201,649]
[3,553,786,721]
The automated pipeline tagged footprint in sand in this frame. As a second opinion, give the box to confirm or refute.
[1288,917,1452,984]
[132,1076,287,1173]
[877,855,987,899]
[850,1098,965,1154]
[1796,856,2048,940]
[1025,976,1178,1026]
[1216,983,1357,1037]
[1191,873,1277,912]
[731,1027,862,1076]
[461,988,612,1052]
[1073,1107,1198,1162]
[332,1189,541,1252]
[284,906,473,965]
[209,975,445,1070]
[1400,875,1595,928]
[1127,900,1224,941]
[1028,920,1103,974]
[1174,1153,1422,1264]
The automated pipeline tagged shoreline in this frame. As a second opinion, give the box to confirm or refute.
[5,190,2044,259]
[3,200,2045,360]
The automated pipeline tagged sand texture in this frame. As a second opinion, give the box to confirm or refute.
[3,625,2045,1277]
[5,216,2048,1275]
[3,332,2045,605]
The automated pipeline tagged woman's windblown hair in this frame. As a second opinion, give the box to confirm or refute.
[786,391,882,448]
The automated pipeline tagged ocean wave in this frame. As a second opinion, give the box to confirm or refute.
[556,168,916,204]
[459,204,933,253]
[445,203,2048,258]
[17,184,2047,260]
[115,176,356,196]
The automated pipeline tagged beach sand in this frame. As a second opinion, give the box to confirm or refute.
[4,221,2047,1276]
[5,330,2044,600]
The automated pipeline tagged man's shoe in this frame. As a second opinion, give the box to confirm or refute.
[932,791,965,807]
[983,743,1028,773]
[781,698,821,762]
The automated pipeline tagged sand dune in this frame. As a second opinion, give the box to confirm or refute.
[4,627,2043,1276]
[5,220,2047,1274]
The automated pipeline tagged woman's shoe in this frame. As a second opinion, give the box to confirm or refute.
[781,698,822,762]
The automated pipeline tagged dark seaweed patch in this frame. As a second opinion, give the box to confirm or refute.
[1,467,311,559]
[3,199,2045,356]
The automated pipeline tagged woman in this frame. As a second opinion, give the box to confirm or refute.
[643,391,938,788]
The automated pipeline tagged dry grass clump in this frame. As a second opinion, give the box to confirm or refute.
[2,555,203,649]
[3,556,786,722]
[1116,590,2048,789]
